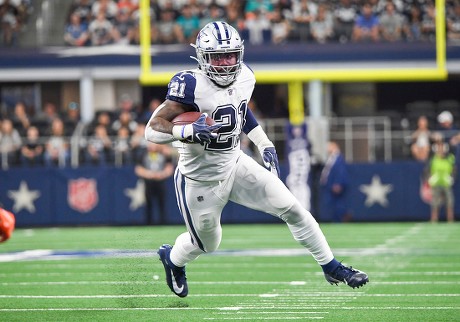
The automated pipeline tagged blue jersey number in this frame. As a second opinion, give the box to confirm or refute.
[206,101,247,151]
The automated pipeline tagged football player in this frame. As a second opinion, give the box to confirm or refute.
[145,21,368,297]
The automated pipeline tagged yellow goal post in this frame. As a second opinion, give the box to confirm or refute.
[139,0,447,124]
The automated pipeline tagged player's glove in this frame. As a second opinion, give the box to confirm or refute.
[262,147,280,177]
[173,113,222,145]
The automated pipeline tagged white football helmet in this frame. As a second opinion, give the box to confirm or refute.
[191,21,244,87]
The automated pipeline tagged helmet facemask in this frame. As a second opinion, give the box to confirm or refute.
[191,22,244,87]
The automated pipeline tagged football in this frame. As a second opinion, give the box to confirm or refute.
[172,112,215,126]
[0,208,15,243]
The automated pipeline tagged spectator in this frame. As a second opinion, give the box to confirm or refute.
[117,0,138,16]
[276,0,294,20]
[88,10,115,46]
[426,141,456,222]
[244,9,271,44]
[112,8,136,45]
[129,8,141,45]
[44,118,70,167]
[372,0,404,14]
[435,111,458,149]
[216,0,233,9]
[157,0,180,14]
[64,12,89,46]
[118,93,138,119]
[447,2,460,43]
[310,4,334,44]
[34,102,60,126]
[352,2,380,42]
[225,4,244,31]
[68,0,93,25]
[333,0,357,43]
[291,0,317,42]
[270,7,291,44]
[188,0,205,17]
[421,1,436,41]
[157,0,186,12]
[379,1,406,42]
[84,124,112,165]
[139,97,161,124]
[244,0,274,19]
[405,4,423,41]
[112,110,137,134]
[113,126,132,165]
[0,0,20,46]
[91,0,118,22]
[319,141,351,222]
[410,115,432,162]
[63,102,80,135]
[0,118,21,167]
[199,3,224,28]
[134,142,174,225]
[151,9,181,44]
[130,122,148,162]
[89,111,114,136]
[10,101,30,136]
[175,4,200,44]
[20,126,44,167]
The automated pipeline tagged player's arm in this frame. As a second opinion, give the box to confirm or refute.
[146,71,221,145]
[145,99,193,144]
[145,99,221,145]
[243,108,280,177]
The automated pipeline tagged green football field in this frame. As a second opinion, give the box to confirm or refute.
[0,222,459,322]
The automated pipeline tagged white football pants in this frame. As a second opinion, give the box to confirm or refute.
[169,152,334,267]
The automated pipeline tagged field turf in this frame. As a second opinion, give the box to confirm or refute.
[0,223,459,321]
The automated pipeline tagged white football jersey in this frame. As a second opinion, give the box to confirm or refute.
[166,63,256,181]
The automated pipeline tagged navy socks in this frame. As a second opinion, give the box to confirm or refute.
[321,258,341,274]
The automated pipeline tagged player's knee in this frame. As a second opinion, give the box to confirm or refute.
[197,213,219,231]
[197,213,221,253]
[280,202,311,225]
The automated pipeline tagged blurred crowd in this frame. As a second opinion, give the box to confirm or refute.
[410,110,460,163]
[0,95,160,169]
[63,0,460,47]
[0,0,32,46]
[2,0,460,47]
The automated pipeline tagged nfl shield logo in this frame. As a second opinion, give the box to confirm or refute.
[68,178,98,213]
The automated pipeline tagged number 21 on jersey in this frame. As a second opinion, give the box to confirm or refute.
[207,101,247,151]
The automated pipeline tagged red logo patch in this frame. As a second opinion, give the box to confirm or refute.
[68,178,98,213]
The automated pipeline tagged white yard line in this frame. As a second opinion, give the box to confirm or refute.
[0,293,458,299]
[2,280,460,286]
[2,270,459,279]
[0,306,458,312]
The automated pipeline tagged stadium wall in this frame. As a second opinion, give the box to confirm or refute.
[0,161,447,227]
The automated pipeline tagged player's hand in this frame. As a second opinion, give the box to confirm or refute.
[181,113,222,145]
[262,147,280,177]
